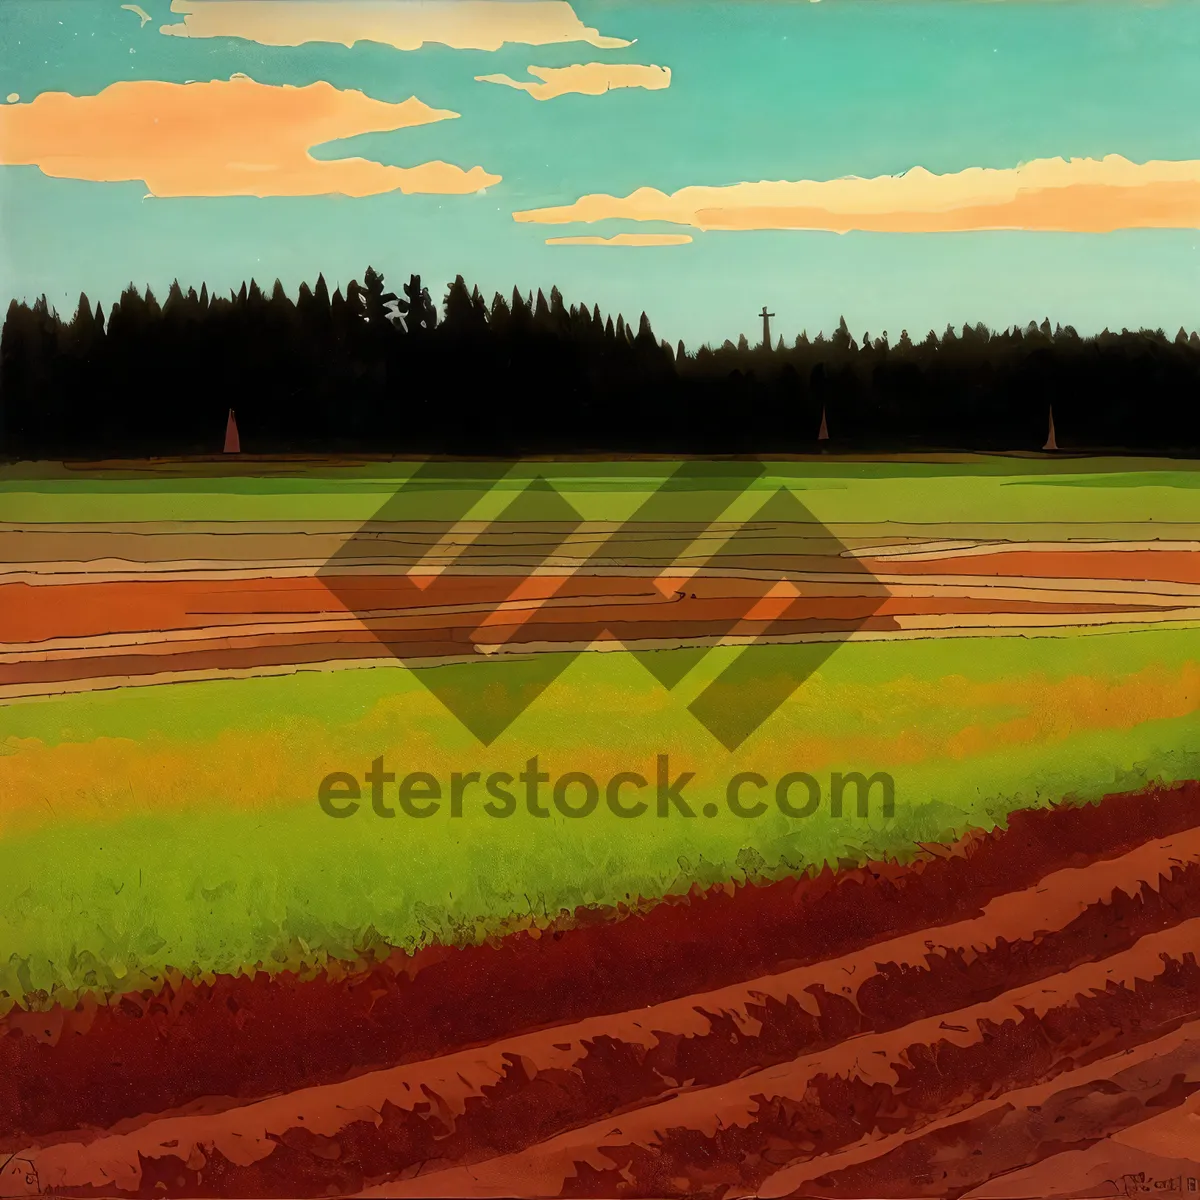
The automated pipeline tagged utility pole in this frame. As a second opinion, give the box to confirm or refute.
[760,306,775,350]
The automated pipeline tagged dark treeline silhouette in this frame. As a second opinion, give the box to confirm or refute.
[4,266,1200,457]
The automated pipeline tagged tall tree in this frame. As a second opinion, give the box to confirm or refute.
[398,274,437,333]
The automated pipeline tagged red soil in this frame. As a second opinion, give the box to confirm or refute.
[3,782,1199,1153]
[869,548,1200,585]
[26,842,1200,1197]
[1,569,1165,648]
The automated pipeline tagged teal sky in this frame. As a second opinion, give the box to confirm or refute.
[2,0,1199,346]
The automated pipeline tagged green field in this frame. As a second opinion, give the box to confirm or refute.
[3,456,1199,1011]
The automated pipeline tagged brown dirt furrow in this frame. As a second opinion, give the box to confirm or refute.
[765,1032,1200,1199]
[2,605,1187,692]
[957,1128,1200,1200]
[12,829,1198,1180]
[0,524,872,569]
[10,615,1200,702]
[359,929,1200,1200]
[1111,1078,1200,1156]
[0,635,437,688]
[23,908,1200,1199]
[860,548,1200,585]
[0,599,1160,671]
[7,570,1180,646]
[1,596,1163,660]
[4,785,1198,1147]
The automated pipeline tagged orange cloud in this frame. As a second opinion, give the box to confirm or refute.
[514,155,1200,234]
[476,63,670,101]
[546,233,692,246]
[0,76,501,198]
[161,0,630,51]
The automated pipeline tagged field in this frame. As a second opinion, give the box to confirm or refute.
[2,455,1200,1197]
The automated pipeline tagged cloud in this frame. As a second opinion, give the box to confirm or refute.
[546,233,692,246]
[0,76,501,198]
[160,0,630,51]
[513,155,1200,234]
[476,63,670,101]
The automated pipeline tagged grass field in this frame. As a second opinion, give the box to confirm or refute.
[3,455,1200,1009]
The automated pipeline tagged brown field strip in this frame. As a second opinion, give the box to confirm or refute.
[4,574,1195,644]
[366,1028,1200,1199]
[5,787,1198,1143]
[355,923,1200,1198]
[1,607,1193,693]
[18,823,1200,1197]
[757,1025,1200,1200]
[3,539,1200,699]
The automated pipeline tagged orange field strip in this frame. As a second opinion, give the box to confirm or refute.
[0,542,1197,699]
[0,594,1170,658]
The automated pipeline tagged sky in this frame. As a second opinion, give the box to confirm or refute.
[1,0,1199,347]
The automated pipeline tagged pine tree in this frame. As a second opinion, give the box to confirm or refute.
[470,284,489,324]
[549,286,568,333]
[73,292,95,337]
[510,287,531,327]
[397,273,436,333]
[358,267,397,327]
[442,274,476,329]
[312,274,331,317]
[490,291,510,330]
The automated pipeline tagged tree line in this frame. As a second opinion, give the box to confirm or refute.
[3,266,1200,456]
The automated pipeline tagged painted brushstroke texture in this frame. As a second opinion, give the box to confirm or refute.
[0,77,500,197]
[476,63,671,101]
[514,154,1200,233]
[160,0,631,51]
[4,469,1200,1009]
[6,0,1200,337]
[6,537,1200,701]
[5,784,1200,1200]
